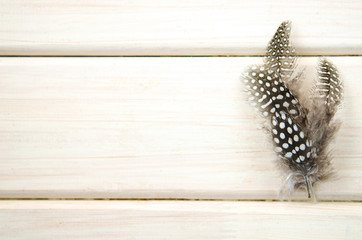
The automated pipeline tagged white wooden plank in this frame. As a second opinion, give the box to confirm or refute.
[0,201,361,240]
[0,0,361,56]
[0,57,361,200]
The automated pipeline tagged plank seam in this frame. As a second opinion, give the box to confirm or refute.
[0,54,361,57]
[0,198,361,203]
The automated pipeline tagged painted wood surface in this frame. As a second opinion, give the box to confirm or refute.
[0,0,361,56]
[0,57,360,200]
[1,201,361,240]
[0,1,361,239]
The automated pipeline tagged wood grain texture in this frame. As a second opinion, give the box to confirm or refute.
[0,57,361,200]
[0,201,361,240]
[0,0,361,56]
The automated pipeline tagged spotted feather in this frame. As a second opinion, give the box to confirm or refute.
[271,111,317,198]
[316,58,343,116]
[242,21,343,200]
[265,21,296,82]
[243,65,301,118]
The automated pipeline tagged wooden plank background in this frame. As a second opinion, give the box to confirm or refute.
[0,0,361,239]
[1,201,362,240]
[0,57,361,200]
[0,0,361,56]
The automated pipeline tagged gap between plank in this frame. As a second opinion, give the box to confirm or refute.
[0,198,361,203]
[0,54,361,57]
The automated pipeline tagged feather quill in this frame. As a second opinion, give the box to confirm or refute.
[242,21,343,199]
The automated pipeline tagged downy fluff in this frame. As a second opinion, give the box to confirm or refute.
[242,21,343,199]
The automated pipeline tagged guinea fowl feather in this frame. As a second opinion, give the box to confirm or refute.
[242,21,343,200]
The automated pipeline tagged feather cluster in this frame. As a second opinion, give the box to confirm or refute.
[242,21,343,199]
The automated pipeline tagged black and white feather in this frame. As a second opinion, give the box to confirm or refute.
[242,21,343,199]
[265,21,296,82]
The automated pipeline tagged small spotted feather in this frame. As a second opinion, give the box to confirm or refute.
[317,59,343,116]
[265,21,296,82]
